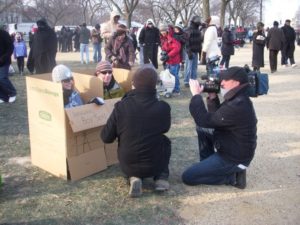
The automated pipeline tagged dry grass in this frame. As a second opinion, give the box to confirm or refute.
[0,52,198,225]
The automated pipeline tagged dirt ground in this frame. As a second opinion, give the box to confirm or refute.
[178,45,300,225]
[0,44,299,225]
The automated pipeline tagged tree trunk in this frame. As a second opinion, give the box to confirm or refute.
[220,0,229,29]
[260,0,263,21]
[202,0,210,20]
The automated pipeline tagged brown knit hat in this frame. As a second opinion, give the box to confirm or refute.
[95,61,113,74]
[116,24,127,35]
[132,64,158,91]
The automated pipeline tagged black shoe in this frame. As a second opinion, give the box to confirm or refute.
[184,83,190,88]
[234,170,246,189]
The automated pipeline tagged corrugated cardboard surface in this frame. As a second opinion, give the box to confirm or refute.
[26,73,120,181]
[26,75,68,178]
[65,98,120,133]
[73,68,133,93]
[67,148,107,181]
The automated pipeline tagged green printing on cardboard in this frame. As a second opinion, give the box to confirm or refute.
[31,86,59,97]
[39,111,52,121]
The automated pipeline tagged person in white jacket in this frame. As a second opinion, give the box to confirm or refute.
[101,10,121,42]
[201,16,220,70]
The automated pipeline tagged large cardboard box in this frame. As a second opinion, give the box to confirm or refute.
[73,67,135,93]
[26,73,122,181]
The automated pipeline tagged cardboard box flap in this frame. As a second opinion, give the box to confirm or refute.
[72,73,103,101]
[65,98,120,132]
[67,148,107,181]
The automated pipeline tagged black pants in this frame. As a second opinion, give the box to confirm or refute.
[143,45,158,69]
[16,56,25,74]
[220,55,231,68]
[269,49,279,72]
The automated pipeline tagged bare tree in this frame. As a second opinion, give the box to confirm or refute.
[106,0,139,28]
[220,0,231,28]
[24,0,76,26]
[228,0,259,26]
[202,0,210,20]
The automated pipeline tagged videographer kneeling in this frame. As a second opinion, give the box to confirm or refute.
[182,67,257,189]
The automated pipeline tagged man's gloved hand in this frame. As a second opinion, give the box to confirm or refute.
[201,51,207,65]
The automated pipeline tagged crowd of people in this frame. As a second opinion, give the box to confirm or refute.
[0,11,299,198]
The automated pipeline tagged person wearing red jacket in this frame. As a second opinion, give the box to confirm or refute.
[159,24,182,95]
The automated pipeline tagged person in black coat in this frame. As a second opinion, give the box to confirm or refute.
[0,29,17,103]
[138,19,161,69]
[182,67,257,189]
[220,27,235,69]
[266,21,285,73]
[252,22,266,71]
[101,64,171,197]
[27,18,57,74]
[281,19,297,67]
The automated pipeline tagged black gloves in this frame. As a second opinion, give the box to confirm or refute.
[160,51,169,62]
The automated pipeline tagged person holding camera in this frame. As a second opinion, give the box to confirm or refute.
[182,67,257,189]
[159,24,182,95]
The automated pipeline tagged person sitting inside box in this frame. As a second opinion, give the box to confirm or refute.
[52,64,83,108]
[101,64,171,197]
[94,61,125,99]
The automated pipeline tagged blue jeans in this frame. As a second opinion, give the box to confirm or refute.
[0,64,17,102]
[93,43,102,63]
[182,127,244,186]
[139,46,144,65]
[80,43,89,64]
[166,64,180,93]
[184,52,198,84]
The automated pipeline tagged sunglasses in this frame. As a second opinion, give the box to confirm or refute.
[100,71,112,75]
[61,77,73,83]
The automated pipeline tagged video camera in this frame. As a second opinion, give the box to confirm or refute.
[160,51,169,62]
[200,61,269,97]
[200,56,221,93]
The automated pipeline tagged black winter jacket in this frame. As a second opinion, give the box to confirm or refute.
[189,84,257,165]
[0,30,14,67]
[221,29,234,56]
[266,27,285,50]
[101,89,171,178]
[138,27,160,46]
[184,23,203,54]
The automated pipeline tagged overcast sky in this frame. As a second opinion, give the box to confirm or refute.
[264,0,300,27]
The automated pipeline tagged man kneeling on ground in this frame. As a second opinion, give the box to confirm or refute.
[182,67,257,189]
[101,64,171,197]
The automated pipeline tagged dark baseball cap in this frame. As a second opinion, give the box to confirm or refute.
[220,66,248,84]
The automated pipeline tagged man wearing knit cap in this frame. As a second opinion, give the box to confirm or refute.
[94,61,125,99]
[182,66,257,189]
[101,64,171,197]
[105,24,135,70]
